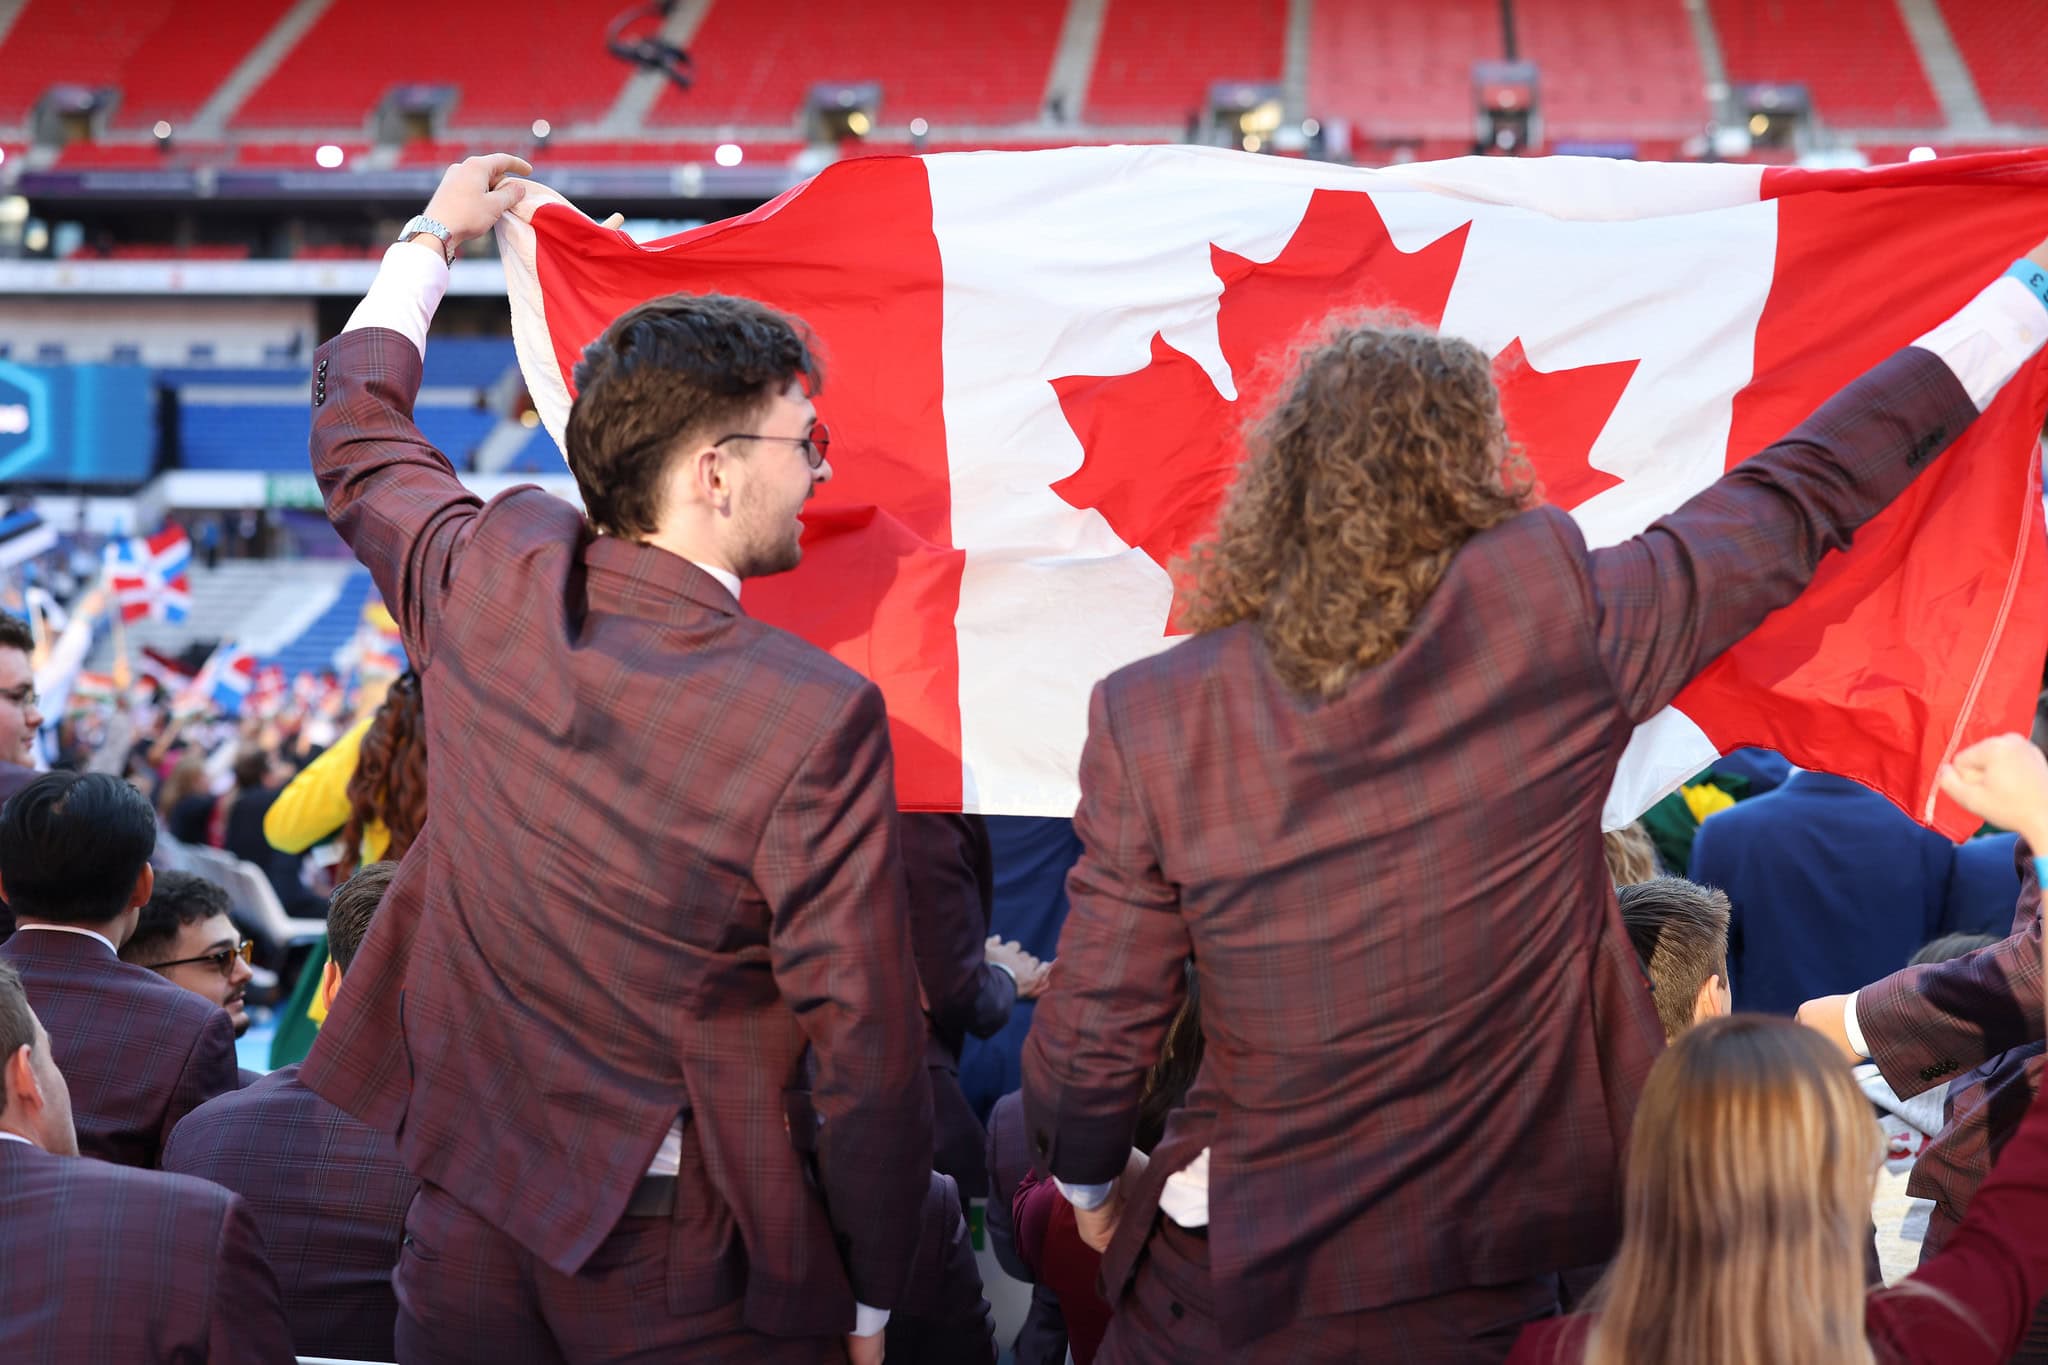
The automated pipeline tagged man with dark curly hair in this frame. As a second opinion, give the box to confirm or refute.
[1023,240,2048,1362]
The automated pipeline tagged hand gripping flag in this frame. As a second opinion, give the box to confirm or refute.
[498,147,2048,836]
[105,527,192,624]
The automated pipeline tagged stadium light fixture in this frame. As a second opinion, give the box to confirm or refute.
[0,196,27,226]
[22,223,48,254]
[847,110,871,137]
[152,120,173,143]
[315,144,346,169]
[714,143,743,167]
[0,147,7,168]
[532,119,552,141]
[1301,118,1320,138]
[909,117,929,137]
[1908,145,1936,162]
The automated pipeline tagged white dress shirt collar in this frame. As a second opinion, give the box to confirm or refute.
[688,560,742,604]
[11,923,117,955]
[0,1132,35,1148]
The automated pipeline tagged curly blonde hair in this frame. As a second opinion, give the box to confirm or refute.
[1179,320,1532,698]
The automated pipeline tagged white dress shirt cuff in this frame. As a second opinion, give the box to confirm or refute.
[1055,1178,1115,1211]
[1911,273,2048,411]
[344,241,452,359]
[852,1303,890,1337]
[988,960,1018,985]
[1843,989,1871,1059]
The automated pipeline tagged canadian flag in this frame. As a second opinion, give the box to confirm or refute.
[499,147,2048,836]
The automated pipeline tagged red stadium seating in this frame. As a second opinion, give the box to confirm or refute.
[1515,0,1708,141]
[1708,0,1939,127]
[1083,0,1287,123]
[0,0,292,127]
[234,142,371,167]
[646,0,1067,128]
[1309,0,1503,140]
[236,1,630,128]
[1937,0,2048,126]
[396,138,807,167]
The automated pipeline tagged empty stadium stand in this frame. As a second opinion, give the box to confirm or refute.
[646,0,1069,128]
[1309,0,1503,141]
[235,0,629,128]
[0,0,291,128]
[1709,0,1940,127]
[1515,0,1708,141]
[1084,0,1288,124]
[1937,0,2048,127]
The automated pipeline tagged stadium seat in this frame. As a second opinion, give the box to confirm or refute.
[1309,0,1503,141]
[646,0,1067,128]
[1937,0,2048,126]
[1514,0,1708,141]
[1084,0,1288,124]
[0,0,293,127]
[235,1,634,129]
[1708,0,1940,127]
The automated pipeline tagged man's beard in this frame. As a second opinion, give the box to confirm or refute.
[729,487,805,579]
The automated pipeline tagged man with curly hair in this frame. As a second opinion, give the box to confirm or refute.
[1023,242,2048,1362]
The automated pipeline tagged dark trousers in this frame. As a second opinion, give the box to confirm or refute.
[1097,1222,1562,1365]
[396,1171,993,1365]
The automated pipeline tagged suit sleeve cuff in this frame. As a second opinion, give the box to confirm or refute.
[989,960,1018,985]
[852,1303,890,1337]
[343,242,451,359]
[1055,1178,1115,1210]
[1910,268,2048,411]
[1843,989,1871,1059]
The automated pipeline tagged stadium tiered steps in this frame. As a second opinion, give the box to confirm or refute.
[1708,0,1940,126]
[1308,0,1504,142]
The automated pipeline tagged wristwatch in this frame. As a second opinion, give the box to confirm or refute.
[397,214,456,266]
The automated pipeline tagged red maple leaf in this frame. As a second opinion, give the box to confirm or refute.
[1052,187,1641,635]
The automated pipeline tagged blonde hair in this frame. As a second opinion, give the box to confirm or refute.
[1580,1016,1979,1365]
[1603,823,1659,886]
[1179,321,1531,699]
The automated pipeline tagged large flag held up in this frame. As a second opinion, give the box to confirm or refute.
[105,526,192,623]
[497,147,2048,836]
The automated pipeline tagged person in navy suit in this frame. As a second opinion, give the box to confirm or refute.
[0,955,293,1363]
[0,771,238,1167]
[1689,770,1962,1015]
[165,860,421,1362]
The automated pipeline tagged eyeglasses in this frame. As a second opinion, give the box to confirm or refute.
[146,940,253,977]
[715,422,832,470]
[0,683,36,711]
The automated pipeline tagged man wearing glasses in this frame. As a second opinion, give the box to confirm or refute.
[0,772,239,1168]
[120,871,256,1038]
[299,155,940,1365]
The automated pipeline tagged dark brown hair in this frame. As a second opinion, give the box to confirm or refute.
[0,613,31,657]
[565,294,824,538]
[122,869,233,966]
[1179,321,1531,699]
[339,673,426,879]
[1619,877,1732,1042]
[328,861,396,972]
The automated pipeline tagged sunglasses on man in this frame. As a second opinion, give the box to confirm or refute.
[145,940,254,977]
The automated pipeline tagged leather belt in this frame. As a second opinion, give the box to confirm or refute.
[623,1175,678,1218]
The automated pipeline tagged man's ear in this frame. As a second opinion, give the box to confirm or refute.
[3,1043,38,1116]
[319,957,343,1014]
[128,863,155,910]
[1696,973,1729,1023]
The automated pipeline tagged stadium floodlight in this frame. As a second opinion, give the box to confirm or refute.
[152,120,173,143]
[0,196,27,226]
[315,144,345,169]
[714,143,743,167]
[0,148,7,168]
[1908,146,1937,162]
[847,111,871,137]
[532,119,552,142]
[909,118,929,138]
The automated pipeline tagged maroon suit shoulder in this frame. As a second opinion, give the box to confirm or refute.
[1507,1313,1586,1364]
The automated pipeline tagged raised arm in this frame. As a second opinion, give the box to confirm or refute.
[310,155,529,669]
[1591,251,2048,722]
[900,812,1024,1043]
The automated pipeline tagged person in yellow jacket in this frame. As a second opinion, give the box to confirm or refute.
[264,672,426,1064]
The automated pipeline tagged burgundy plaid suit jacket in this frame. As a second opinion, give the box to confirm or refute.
[297,327,932,1334]
[1860,838,2045,1253]
[0,928,238,1168]
[0,1138,294,1364]
[164,1062,420,1361]
[903,812,1014,1198]
[1022,345,1985,1345]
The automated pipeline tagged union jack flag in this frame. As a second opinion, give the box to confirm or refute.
[105,527,192,623]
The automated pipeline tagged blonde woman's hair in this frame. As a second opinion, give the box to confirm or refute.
[1579,1016,1981,1365]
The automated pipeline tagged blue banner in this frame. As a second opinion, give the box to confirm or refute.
[0,362,157,484]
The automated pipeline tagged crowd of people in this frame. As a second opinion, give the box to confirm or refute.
[5,152,2048,1365]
